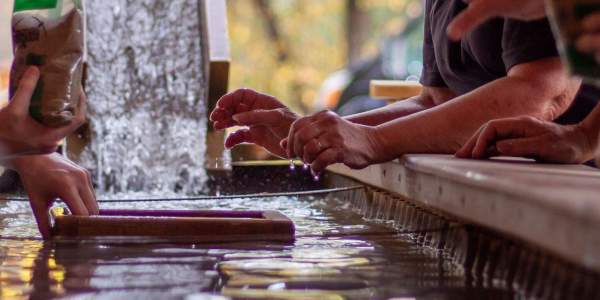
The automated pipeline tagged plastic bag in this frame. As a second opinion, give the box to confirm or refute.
[10,0,84,127]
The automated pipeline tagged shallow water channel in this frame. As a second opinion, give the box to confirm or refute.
[0,167,514,300]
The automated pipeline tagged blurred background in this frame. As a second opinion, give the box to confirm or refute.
[0,0,423,114]
[228,0,423,116]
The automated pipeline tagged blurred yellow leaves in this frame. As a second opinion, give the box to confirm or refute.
[227,0,420,113]
[0,67,8,106]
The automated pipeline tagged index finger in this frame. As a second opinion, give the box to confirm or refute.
[216,89,255,113]
[447,0,495,41]
[582,13,600,32]
[29,197,52,239]
[455,125,485,158]
[471,118,540,158]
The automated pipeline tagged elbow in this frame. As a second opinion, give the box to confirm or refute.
[524,78,582,121]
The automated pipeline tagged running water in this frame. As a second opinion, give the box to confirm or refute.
[72,0,209,194]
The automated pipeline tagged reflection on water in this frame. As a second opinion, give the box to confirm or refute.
[0,194,512,300]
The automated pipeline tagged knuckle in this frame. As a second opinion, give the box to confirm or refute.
[518,116,538,123]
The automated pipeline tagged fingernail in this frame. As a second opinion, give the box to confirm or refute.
[232,115,240,122]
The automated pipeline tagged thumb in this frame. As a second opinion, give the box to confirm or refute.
[232,109,285,127]
[10,66,40,114]
[225,129,254,149]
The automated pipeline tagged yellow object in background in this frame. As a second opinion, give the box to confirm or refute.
[0,66,9,107]
[369,80,423,102]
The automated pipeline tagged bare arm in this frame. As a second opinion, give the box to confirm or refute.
[374,57,582,160]
[344,86,456,126]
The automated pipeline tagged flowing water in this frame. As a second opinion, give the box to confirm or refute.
[0,191,514,300]
[74,0,208,194]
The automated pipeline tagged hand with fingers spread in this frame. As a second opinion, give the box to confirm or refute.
[0,66,87,157]
[576,13,600,63]
[447,0,546,41]
[210,89,299,157]
[9,153,98,238]
[455,116,597,164]
[283,110,386,174]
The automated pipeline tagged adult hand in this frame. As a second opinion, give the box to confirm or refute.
[10,153,98,238]
[284,110,384,174]
[0,66,87,158]
[447,0,546,41]
[576,13,600,62]
[455,116,595,164]
[210,89,299,157]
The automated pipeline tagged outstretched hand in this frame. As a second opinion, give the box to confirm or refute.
[210,89,298,158]
[10,153,98,238]
[447,0,546,41]
[0,66,87,158]
[455,116,596,164]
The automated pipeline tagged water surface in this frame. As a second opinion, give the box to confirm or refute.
[0,192,513,300]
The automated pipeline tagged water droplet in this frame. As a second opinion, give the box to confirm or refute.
[289,160,296,171]
[303,163,309,170]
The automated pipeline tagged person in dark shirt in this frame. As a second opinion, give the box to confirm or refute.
[210,0,597,174]
[448,0,600,165]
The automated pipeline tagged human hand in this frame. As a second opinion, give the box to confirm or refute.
[10,153,98,238]
[283,111,384,174]
[576,13,600,62]
[210,89,299,157]
[447,0,546,41]
[0,66,87,158]
[455,116,596,164]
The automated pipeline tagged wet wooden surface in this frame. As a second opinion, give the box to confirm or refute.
[51,208,295,241]
[328,154,600,273]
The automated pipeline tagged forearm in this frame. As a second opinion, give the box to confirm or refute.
[373,76,581,160]
[344,87,455,126]
[344,96,431,126]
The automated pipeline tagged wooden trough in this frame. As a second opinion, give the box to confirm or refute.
[50,207,295,242]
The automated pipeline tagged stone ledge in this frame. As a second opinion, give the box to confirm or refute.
[328,154,600,273]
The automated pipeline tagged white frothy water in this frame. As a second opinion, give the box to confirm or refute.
[76,0,208,194]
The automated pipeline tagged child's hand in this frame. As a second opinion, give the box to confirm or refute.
[210,89,299,158]
[0,66,87,158]
[577,13,600,62]
[10,153,98,238]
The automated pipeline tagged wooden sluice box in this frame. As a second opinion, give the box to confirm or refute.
[50,207,295,242]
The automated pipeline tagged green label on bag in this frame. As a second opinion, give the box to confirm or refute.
[14,0,58,12]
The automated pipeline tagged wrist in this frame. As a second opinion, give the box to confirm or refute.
[574,122,599,162]
[367,125,396,163]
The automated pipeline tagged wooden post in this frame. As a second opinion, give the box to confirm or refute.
[203,0,231,170]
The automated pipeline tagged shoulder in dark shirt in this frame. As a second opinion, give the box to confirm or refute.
[420,0,600,124]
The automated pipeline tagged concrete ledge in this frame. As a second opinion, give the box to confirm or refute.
[328,154,600,273]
